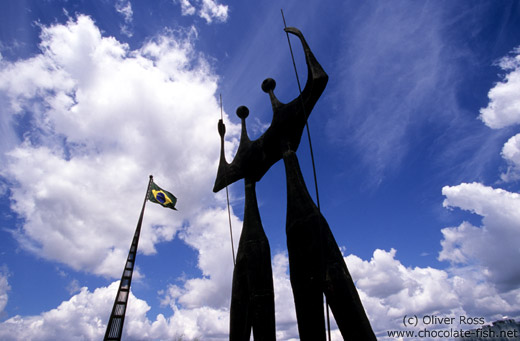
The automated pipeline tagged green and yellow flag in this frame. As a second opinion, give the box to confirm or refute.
[148,181,177,210]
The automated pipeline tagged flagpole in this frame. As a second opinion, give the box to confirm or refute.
[104,175,154,341]
[136,175,154,236]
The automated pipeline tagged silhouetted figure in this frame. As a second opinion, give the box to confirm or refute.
[218,107,276,341]
[214,27,375,341]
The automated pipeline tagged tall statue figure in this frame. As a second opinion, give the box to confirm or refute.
[214,27,376,340]
[217,107,276,340]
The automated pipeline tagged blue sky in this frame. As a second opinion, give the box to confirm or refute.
[0,0,520,340]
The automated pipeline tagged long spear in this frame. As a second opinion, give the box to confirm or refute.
[281,9,331,341]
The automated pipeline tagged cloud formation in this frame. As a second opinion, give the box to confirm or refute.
[479,47,520,129]
[0,251,296,340]
[328,2,458,184]
[115,0,134,37]
[440,183,520,291]
[501,133,520,181]
[0,267,10,316]
[0,15,237,278]
[1,248,519,340]
[0,13,244,340]
[478,47,520,182]
[175,0,228,24]
[347,248,520,337]
[1,9,519,341]
[0,282,155,341]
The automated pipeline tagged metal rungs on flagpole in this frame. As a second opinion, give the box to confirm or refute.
[104,175,153,341]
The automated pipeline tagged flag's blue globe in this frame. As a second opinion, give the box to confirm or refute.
[156,192,166,204]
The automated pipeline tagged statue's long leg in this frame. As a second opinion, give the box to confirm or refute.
[284,150,327,340]
[230,178,275,341]
[230,254,252,341]
[323,237,376,340]
[283,150,375,340]
[287,222,327,341]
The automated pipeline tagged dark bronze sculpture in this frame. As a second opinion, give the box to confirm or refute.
[214,27,375,340]
[218,107,276,340]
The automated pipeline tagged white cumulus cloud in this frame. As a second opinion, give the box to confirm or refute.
[0,15,239,278]
[478,47,520,184]
[346,248,520,337]
[1,249,518,340]
[440,183,520,291]
[479,47,520,129]
[347,249,460,333]
[501,133,520,181]
[0,282,155,341]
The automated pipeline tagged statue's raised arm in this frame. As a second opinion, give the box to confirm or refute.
[282,27,328,118]
[213,27,328,193]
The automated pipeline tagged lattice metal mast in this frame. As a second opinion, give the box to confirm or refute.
[104,175,153,341]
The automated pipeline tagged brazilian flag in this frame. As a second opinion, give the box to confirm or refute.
[148,181,177,210]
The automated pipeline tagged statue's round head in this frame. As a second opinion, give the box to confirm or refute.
[236,105,249,119]
[261,78,276,93]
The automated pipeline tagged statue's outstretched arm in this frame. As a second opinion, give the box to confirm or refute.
[217,119,227,164]
[213,119,234,192]
[213,109,254,192]
[213,29,328,192]
[284,27,328,116]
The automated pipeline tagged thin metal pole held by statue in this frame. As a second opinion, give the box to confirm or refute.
[221,94,237,266]
[281,9,332,341]
[281,9,321,211]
